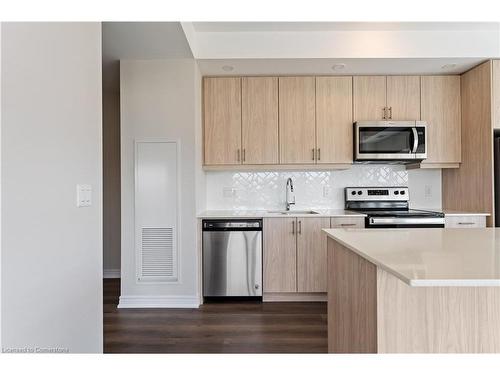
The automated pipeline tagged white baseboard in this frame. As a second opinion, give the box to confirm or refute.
[118,295,201,308]
[103,268,121,279]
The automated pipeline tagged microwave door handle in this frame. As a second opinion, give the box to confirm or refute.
[412,127,418,153]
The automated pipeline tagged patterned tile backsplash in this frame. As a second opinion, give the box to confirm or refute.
[205,165,442,210]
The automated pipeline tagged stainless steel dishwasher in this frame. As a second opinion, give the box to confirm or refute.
[202,219,262,297]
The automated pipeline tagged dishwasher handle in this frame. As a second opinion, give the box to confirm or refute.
[202,219,263,231]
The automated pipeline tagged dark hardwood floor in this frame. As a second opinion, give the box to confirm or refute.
[104,279,328,353]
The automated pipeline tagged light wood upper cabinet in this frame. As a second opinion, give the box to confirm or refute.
[242,77,279,164]
[279,77,316,164]
[354,75,420,121]
[296,217,330,293]
[263,217,297,293]
[203,77,242,165]
[386,76,421,120]
[421,75,461,164]
[202,74,459,169]
[353,76,387,121]
[316,77,353,164]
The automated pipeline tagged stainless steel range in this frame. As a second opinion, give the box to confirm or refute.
[345,187,445,228]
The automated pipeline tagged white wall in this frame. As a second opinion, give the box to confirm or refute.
[120,59,202,307]
[1,23,103,353]
[205,166,442,210]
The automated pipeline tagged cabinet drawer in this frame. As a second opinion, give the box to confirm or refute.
[445,216,486,228]
[330,217,365,228]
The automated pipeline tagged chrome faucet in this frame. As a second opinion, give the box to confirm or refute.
[285,177,295,211]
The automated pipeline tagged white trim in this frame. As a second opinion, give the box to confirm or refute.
[118,295,200,309]
[103,268,121,278]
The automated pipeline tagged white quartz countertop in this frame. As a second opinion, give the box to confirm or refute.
[323,228,500,287]
[197,209,366,218]
[416,208,490,217]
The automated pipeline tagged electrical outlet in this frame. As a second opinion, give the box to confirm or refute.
[323,186,331,198]
[424,185,432,198]
[223,187,236,198]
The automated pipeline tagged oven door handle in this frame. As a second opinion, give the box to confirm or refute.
[411,127,419,153]
[369,217,445,226]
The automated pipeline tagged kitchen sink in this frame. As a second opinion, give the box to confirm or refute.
[267,210,319,215]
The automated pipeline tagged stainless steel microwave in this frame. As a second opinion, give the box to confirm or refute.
[354,121,427,163]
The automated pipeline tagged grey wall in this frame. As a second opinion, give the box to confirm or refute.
[1,23,103,353]
[120,59,203,305]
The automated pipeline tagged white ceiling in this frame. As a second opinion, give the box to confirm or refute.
[102,22,500,90]
[182,21,500,60]
[102,22,193,92]
[192,22,500,32]
[197,58,485,76]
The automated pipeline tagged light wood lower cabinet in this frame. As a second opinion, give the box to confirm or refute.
[330,216,365,228]
[263,217,297,293]
[297,218,330,293]
[263,217,340,298]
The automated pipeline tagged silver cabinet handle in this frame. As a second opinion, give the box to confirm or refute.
[312,148,315,161]
[298,220,302,234]
[317,148,321,161]
[242,148,246,162]
[237,149,240,162]
[388,107,393,120]
[340,223,356,227]
[292,221,295,235]
[458,222,475,225]
[383,107,387,119]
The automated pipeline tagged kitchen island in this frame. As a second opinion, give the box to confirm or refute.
[323,228,500,353]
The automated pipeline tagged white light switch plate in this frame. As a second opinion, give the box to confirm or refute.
[77,184,92,207]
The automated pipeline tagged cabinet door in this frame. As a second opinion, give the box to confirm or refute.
[316,76,353,164]
[242,77,279,164]
[386,76,421,120]
[279,77,316,164]
[493,61,500,129]
[296,217,330,293]
[353,76,387,121]
[203,77,242,165]
[263,218,297,293]
[421,76,461,164]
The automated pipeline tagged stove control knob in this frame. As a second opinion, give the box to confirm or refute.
[400,190,405,195]
[357,190,362,195]
[394,191,399,195]
[351,191,356,195]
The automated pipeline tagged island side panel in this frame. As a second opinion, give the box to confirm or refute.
[377,268,500,353]
[327,237,377,353]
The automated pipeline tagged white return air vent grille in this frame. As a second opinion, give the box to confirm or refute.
[139,227,177,281]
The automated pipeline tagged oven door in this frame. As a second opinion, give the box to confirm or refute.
[354,121,425,161]
[366,217,445,228]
